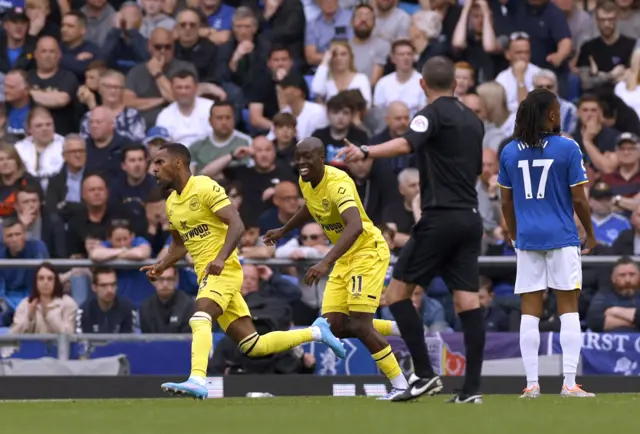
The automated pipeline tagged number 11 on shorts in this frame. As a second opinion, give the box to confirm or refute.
[351,275,363,294]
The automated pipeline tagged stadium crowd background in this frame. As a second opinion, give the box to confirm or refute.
[0,0,640,354]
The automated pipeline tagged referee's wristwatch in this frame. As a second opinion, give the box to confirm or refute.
[360,145,370,160]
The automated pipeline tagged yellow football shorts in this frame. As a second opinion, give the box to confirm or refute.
[322,248,391,315]
[195,262,250,331]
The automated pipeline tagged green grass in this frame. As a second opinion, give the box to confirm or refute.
[0,395,637,434]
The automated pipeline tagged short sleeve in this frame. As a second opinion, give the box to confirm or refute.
[497,149,512,188]
[576,42,590,67]
[402,108,437,151]
[568,141,589,187]
[329,179,358,214]
[201,179,231,213]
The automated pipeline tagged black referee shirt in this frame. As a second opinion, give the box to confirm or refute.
[402,96,484,211]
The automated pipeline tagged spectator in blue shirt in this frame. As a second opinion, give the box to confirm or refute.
[304,0,353,67]
[0,217,48,310]
[76,266,136,333]
[88,221,155,307]
[0,7,36,73]
[590,181,630,246]
[60,11,103,82]
[199,0,235,46]
[103,3,150,74]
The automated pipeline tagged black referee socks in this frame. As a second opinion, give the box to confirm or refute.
[389,299,436,379]
[458,307,485,394]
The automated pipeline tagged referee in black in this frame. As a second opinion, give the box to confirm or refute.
[338,56,485,404]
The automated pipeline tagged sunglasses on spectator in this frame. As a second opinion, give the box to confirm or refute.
[509,31,530,41]
[301,234,320,241]
[154,44,173,51]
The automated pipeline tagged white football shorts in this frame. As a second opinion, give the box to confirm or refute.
[514,246,582,294]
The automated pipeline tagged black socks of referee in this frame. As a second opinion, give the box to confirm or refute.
[389,299,436,379]
[459,307,485,395]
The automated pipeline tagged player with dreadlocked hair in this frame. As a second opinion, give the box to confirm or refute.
[498,88,597,398]
[512,88,562,149]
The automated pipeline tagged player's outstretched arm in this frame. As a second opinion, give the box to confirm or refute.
[571,184,597,253]
[499,187,517,242]
[338,138,412,162]
[264,204,312,245]
[213,204,245,263]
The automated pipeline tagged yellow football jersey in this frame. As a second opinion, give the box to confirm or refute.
[299,165,387,259]
[166,175,240,281]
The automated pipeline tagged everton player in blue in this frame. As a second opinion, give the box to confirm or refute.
[498,89,596,399]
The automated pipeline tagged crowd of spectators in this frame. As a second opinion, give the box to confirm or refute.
[1,0,640,347]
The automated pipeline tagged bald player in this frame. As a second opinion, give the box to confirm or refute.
[264,137,409,400]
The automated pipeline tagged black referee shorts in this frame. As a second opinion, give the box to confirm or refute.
[392,208,483,292]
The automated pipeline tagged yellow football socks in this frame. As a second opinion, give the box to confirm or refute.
[189,312,213,378]
[239,328,313,357]
[373,345,407,389]
[373,319,394,336]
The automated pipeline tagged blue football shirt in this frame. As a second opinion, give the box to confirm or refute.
[497,134,588,251]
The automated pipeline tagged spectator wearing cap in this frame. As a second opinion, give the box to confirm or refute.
[79,70,146,143]
[144,125,170,164]
[103,3,150,74]
[45,133,86,223]
[60,11,103,82]
[304,0,353,67]
[0,218,49,312]
[572,94,621,175]
[0,6,36,73]
[4,69,31,138]
[81,0,116,48]
[198,0,235,46]
[66,174,147,258]
[89,221,155,307]
[155,70,214,147]
[27,36,79,136]
[602,132,640,211]
[590,181,631,246]
[269,71,327,141]
[373,40,426,118]
[110,144,156,220]
[495,32,541,113]
[124,28,198,128]
[139,0,175,39]
[247,45,296,134]
[533,69,577,134]
[577,1,635,92]
[191,102,251,176]
[173,9,219,85]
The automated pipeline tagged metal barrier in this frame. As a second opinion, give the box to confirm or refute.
[0,256,631,269]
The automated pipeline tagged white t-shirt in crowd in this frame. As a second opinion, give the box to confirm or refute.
[615,81,640,120]
[495,63,541,113]
[155,97,214,147]
[310,65,373,107]
[373,70,427,117]
[267,101,329,141]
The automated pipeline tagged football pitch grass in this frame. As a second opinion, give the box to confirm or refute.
[1,394,636,434]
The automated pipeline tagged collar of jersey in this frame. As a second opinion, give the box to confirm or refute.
[176,176,196,197]
[312,166,330,192]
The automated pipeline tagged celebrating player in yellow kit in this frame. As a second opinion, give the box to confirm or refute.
[142,143,345,399]
[264,137,409,400]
